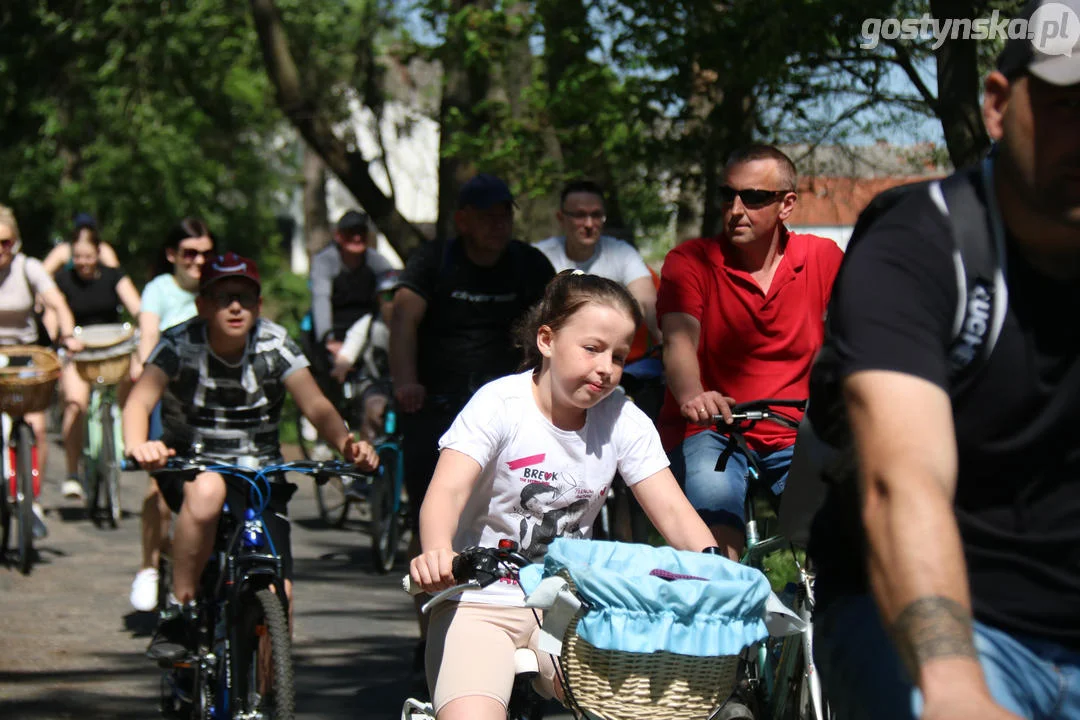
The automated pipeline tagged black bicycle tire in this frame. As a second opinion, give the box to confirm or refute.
[234,587,295,720]
[101,401,121,528]
[0,468,11,562]
[157,552,173,612]
[370,445,402,574]
[87,458,102,527]
[15,421,35,574]
[314,476,350,528]
[295,414,315,461]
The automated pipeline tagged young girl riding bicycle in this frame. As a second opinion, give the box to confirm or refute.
[410,270,716,720]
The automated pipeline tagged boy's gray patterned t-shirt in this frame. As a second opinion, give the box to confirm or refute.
[148,317,310,466]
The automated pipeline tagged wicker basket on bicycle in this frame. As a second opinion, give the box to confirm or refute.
[522,539,773,720]
[0,345,62,417]
[72,323,138,385]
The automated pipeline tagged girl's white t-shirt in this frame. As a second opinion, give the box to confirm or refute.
[438,370,669,605]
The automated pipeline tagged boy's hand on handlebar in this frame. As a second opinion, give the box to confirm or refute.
[680,391,736,426]
[342,437,378,472]
[410,548,458,593]
[127,441,175,471]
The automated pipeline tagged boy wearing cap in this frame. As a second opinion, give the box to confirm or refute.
[124,252,378,661]
[807,1,1080,717]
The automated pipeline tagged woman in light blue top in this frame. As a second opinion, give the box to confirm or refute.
[132,218,215,382]
[129,217,215,613]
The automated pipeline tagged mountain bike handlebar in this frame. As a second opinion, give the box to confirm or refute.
[712,398,807,432]
[120,457,375,484]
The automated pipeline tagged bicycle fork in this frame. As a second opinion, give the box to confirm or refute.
[4,415,40,499]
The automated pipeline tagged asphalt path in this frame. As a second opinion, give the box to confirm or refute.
[0,439,572,719]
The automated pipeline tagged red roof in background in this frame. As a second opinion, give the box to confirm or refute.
[788,175,943,227]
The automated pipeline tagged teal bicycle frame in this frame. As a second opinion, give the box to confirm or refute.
[83,378,123,527]
[715,399,829,720]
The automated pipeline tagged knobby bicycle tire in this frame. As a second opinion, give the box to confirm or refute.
[298,418,351,527]
[234,587,295,720]
[100,401,121,528]
[157,552,173,612]
[15,421,35,574]
[314,475,350,528]
[370,444,402,574]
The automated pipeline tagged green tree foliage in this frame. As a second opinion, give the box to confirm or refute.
[0,1,295,280]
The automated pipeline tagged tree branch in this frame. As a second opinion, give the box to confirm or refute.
[884,39,938,114]
[249,0,427,258]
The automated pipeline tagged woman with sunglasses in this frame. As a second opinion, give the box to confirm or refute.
[129,217,215,613]
[54,224,142,502]
[0,204,85,539]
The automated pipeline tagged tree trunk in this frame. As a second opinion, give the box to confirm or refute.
[302,147,332,258]
[435,0,496,242]
[249,0,428,259]
[700,88,756,237]
[537,0,625,232]
[931,0,991,168]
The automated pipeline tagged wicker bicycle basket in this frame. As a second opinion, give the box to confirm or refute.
[0,346,61,417]
[557,573,739,720]
[72,324,136,385]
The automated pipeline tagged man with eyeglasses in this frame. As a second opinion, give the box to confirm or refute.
[536,180,662,345]
[657,144,844,560]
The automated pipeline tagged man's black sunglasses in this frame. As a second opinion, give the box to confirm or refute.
[718,186,790,206]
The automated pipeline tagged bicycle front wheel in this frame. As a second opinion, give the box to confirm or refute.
[15,421,35,574]
[233,587,295,720]
[314,475,350,528]
[369,445,402,574]
[100,401,121,528]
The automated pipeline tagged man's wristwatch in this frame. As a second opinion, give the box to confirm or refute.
[701,546,724,556]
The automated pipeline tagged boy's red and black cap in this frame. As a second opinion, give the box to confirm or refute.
[997,0,1080,86]
[199,252,261,293]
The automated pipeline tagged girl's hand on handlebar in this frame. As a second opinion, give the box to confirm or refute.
[61,336,85,353]
[342,437,378,472]
[680,391,736,426]
[410,548,458,593]
[127,441,175,471]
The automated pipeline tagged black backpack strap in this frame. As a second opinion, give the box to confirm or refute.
[928,157,1009,394]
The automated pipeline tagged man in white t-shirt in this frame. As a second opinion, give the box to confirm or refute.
[535,181,661,344]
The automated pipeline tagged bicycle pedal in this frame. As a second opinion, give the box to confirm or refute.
[156,654,195,670]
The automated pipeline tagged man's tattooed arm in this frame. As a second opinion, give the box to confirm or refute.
[889,596,978,679]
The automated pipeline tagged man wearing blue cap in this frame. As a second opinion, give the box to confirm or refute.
[807,1,1080,717]
[389,173,554,669]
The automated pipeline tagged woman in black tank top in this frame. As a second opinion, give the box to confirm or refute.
[55,227,142,501]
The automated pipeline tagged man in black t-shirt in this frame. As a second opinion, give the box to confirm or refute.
[807,4,1080,718]
[390,173,554,670]
[391,174,554,526]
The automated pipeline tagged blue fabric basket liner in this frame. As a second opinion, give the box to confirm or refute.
[519,538,771,657]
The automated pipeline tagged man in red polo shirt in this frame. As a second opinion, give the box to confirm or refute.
[658,144,843,559]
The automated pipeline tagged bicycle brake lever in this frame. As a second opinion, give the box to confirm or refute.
[421,579,482,614]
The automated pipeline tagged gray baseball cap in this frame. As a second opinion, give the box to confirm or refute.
[996,0,1080,86]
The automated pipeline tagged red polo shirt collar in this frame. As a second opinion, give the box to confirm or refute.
[705,225,806,300]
